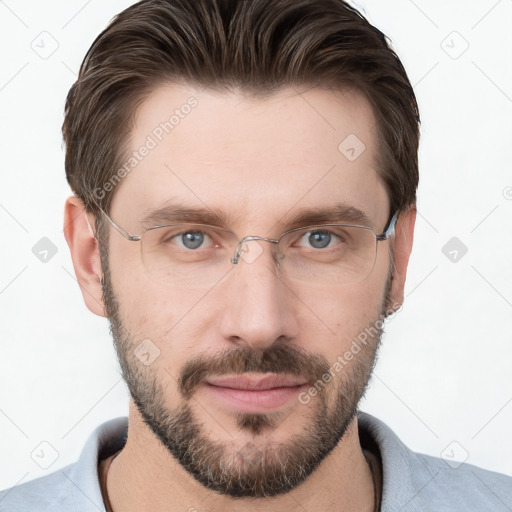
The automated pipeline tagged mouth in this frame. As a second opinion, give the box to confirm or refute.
[201,373,309,413]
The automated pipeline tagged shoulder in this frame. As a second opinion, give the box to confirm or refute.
[0,416,128,512]
[358,411,512,511]
[411,450,512,509]
[0,466,76,512]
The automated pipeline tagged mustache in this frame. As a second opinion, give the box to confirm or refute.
[179,344,331,399]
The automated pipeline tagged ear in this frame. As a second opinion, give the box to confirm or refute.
[387,206,416,313]
[63,196,106,317]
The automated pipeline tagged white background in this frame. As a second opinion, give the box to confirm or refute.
[0,0,511,491]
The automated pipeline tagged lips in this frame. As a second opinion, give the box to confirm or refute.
[205,373,308,391]
[202,373,310,413]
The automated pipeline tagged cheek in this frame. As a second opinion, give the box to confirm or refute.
[110,253,217,353]
[295,280,383,336]
[291,277,386,375]
[115,281,209,337]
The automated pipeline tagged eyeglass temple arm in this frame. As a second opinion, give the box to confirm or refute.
[376,211,400,241]
[88,209,141,242]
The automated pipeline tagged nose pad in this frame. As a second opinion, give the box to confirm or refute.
[232,237,281,267]
[235,239,265,264]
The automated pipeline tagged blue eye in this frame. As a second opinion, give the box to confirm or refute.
[308,230,332,249]
[180,231,205,250]
[296,229,343,250]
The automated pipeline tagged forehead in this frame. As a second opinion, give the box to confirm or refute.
[110,83,389,232]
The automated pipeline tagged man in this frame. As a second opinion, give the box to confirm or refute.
[1,0,510,510]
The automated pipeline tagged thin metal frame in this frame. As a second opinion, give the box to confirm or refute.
[89,208,399,267]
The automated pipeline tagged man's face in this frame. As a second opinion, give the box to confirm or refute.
[100,84,393,498]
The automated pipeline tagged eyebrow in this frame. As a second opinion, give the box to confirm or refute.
[140,200,374,233]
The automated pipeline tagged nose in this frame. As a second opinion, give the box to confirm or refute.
[218,239,299,351]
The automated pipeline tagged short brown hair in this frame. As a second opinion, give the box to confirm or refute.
[63,0,420,223]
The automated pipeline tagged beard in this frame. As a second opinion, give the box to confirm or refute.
[98,229,392,498]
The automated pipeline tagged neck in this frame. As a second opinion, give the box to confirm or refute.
[103,401,376,512]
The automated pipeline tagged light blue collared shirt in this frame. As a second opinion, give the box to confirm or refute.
[1,412,511,511]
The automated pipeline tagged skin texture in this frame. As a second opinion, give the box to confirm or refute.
[64,84,416,512]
